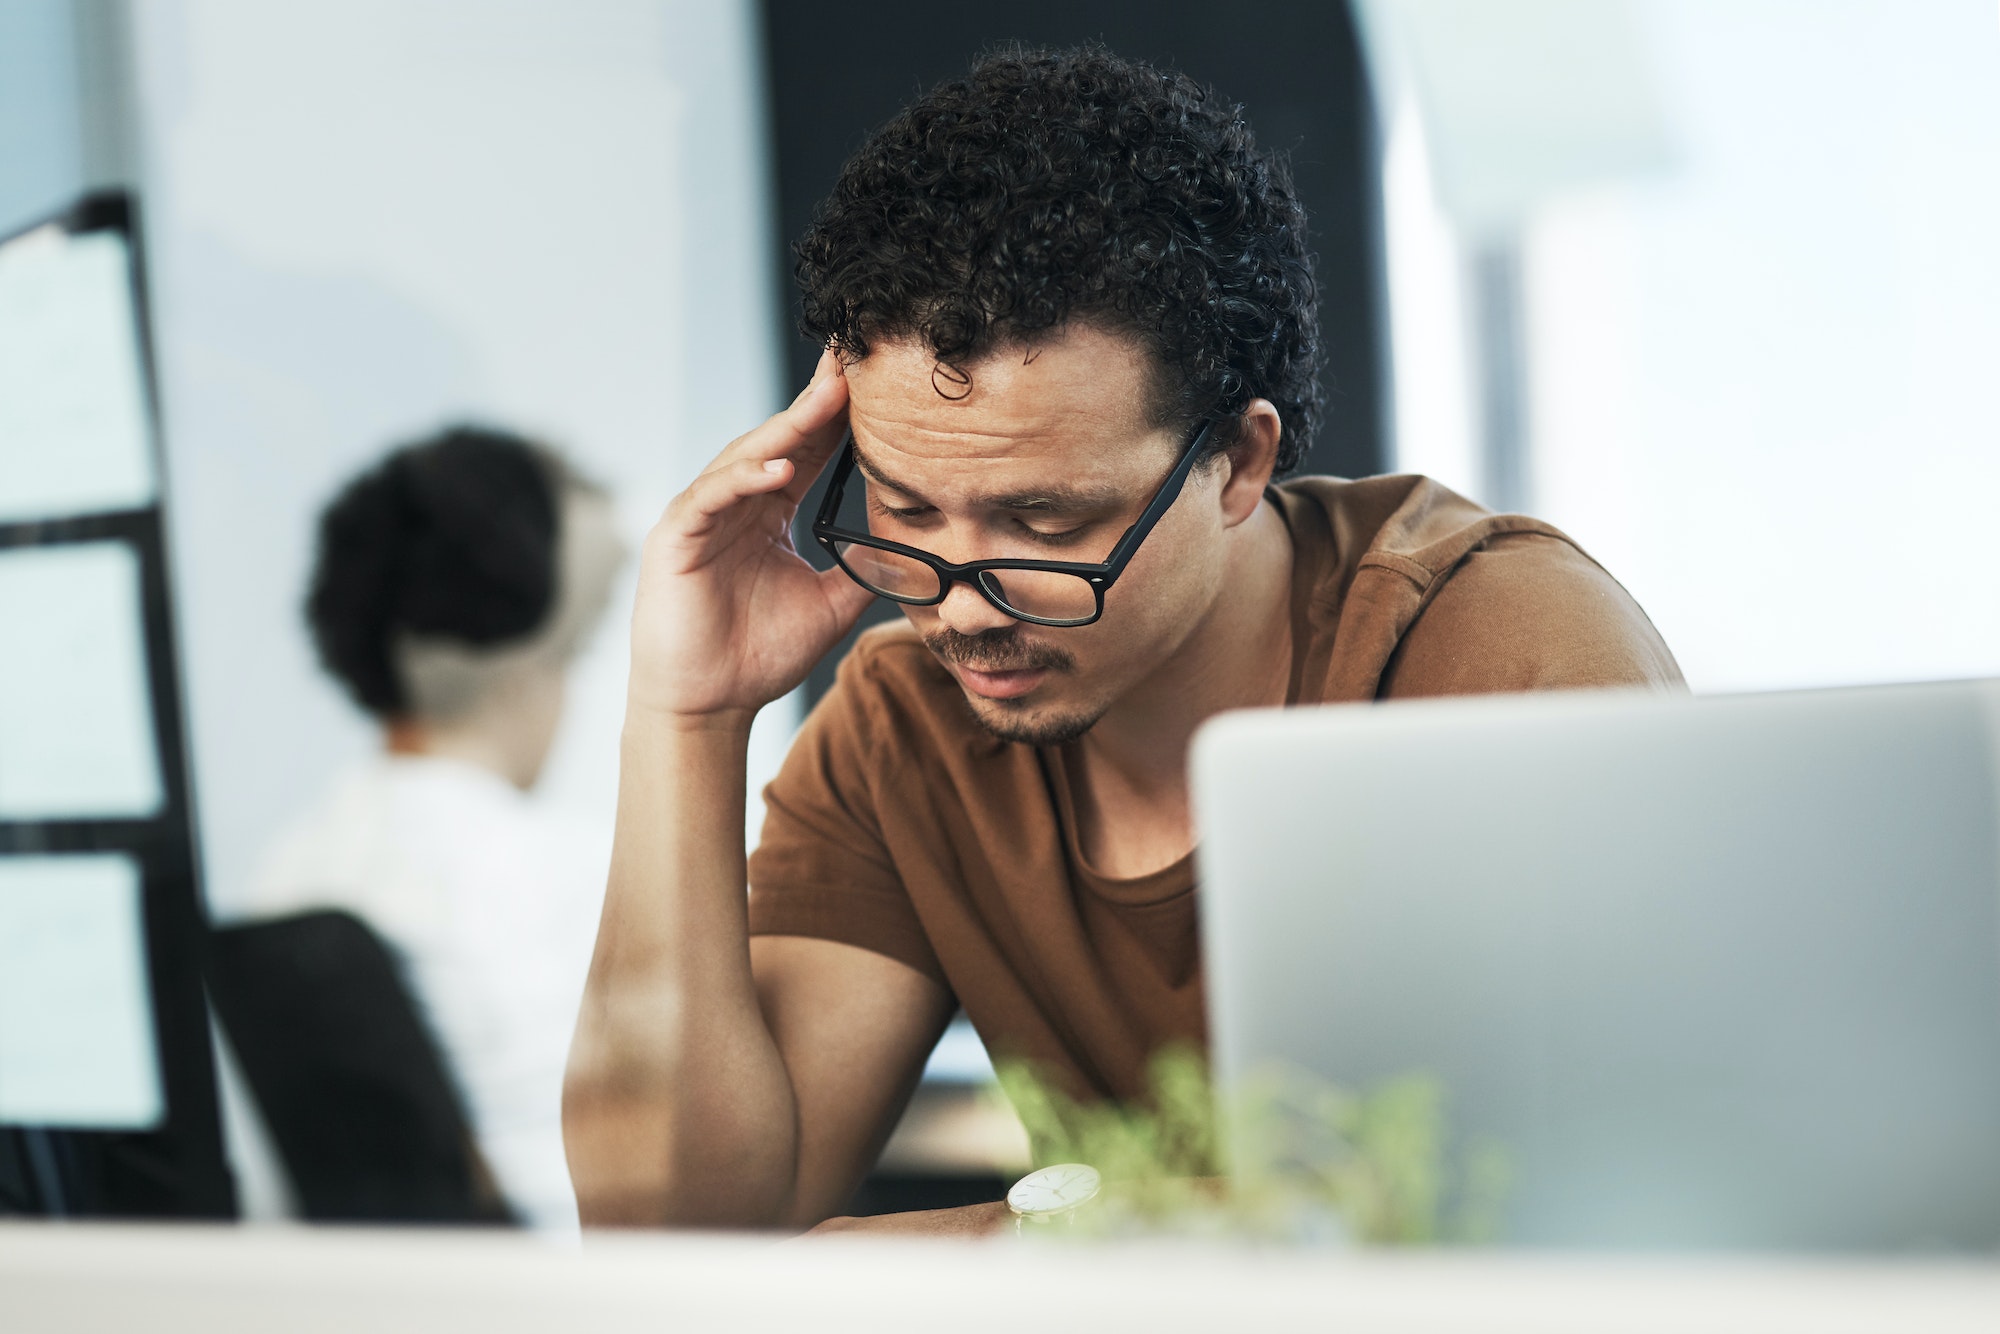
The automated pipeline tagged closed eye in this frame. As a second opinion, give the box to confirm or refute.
[866,495,1103,549]
[1017,522,1091,547]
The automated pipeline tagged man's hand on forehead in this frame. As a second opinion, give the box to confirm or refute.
[625,347,873,722]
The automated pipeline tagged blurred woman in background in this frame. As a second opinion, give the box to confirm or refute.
[225,425,626,1233]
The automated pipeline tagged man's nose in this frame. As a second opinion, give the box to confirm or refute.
[935,577,1019,637]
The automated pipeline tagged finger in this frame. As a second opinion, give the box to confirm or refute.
[816,560,879,628]
[779,348,837,412]
[695,355,845,478]
[739,359,851,468]
[667,456,794,537]
[774,352,860,501]
[765,362,851,459]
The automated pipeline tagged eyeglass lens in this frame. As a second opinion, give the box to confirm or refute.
[832,539,1100,623]
[972,567,1098,623]
[831,541,941,602]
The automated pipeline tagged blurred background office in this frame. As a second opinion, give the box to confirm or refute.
[211,426,626,1233]
[3,0,795,1224]
[3,0,1997,1225]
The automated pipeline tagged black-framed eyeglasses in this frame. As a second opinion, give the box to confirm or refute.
[811,419,1218,628]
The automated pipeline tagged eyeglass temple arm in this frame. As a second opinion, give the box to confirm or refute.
[812,432,859,529]
[1097,421,1217,575]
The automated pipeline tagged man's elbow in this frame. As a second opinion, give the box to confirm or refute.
[561,1053,676,1226]
[561,1069,808,1230]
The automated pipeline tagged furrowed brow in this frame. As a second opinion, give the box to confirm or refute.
[849,445,926,501]
[851,444,1124,513]
[983,486,1124,513]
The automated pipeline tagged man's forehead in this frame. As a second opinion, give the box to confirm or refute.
[847,436,1130,511]
[842,326,1160,448]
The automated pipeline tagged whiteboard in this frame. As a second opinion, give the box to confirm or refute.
[0,854,164,1129]
[0,224,158,523]
[0,542,165,819]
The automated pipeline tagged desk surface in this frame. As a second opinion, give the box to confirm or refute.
[5,1222,2000,1334]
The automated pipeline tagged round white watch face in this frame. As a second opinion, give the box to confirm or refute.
[1007,1163,1103,1218]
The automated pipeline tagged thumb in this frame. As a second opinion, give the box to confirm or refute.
[818,563,879,630]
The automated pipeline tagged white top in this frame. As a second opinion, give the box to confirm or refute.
[226,755,608,1235]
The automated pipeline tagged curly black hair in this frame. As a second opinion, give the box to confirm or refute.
[795,45,1323,473]
[306,425,559,717]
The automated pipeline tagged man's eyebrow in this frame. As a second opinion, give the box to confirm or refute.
[851,443,1125,512]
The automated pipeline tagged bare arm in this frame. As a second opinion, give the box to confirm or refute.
[563,355,953,1228]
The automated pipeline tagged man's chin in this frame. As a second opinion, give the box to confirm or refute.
[961,692,1103,747]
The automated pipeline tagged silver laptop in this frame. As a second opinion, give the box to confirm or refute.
[1193,680,2000,1251]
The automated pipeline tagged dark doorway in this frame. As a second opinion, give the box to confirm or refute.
[762,1,1387,707]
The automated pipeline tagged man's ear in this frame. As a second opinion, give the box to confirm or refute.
[1217,399,1284,528]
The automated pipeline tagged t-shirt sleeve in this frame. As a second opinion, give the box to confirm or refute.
[746,647,946,984]
[1379,531,1686,699]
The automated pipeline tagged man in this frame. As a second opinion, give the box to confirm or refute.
[563,47,1681,1236]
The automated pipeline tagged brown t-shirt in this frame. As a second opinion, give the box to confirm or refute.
[746,475,1684,1101]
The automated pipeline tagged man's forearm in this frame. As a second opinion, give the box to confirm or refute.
[563,704,801,1227]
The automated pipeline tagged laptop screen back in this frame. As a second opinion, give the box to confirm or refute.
[1194,681,2000,1250]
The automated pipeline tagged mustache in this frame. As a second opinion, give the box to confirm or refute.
[923,627,1076,674]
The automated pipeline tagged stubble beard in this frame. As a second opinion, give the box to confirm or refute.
[922,627,1103,747]
[965,696,1106,747]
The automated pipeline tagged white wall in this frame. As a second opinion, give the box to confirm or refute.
[0,1,87,236]
[1382,0,2000,693]
[1377,87,1481,502]
[129,0,796,912]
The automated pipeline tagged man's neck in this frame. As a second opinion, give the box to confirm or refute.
[1068,497,1294,876]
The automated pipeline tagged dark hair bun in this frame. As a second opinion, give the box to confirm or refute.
[307,425,558,716]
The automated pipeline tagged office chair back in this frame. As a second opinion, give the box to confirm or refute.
[207,910,513,1224]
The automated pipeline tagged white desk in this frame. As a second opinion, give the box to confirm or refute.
[5,1222,1999,1333]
